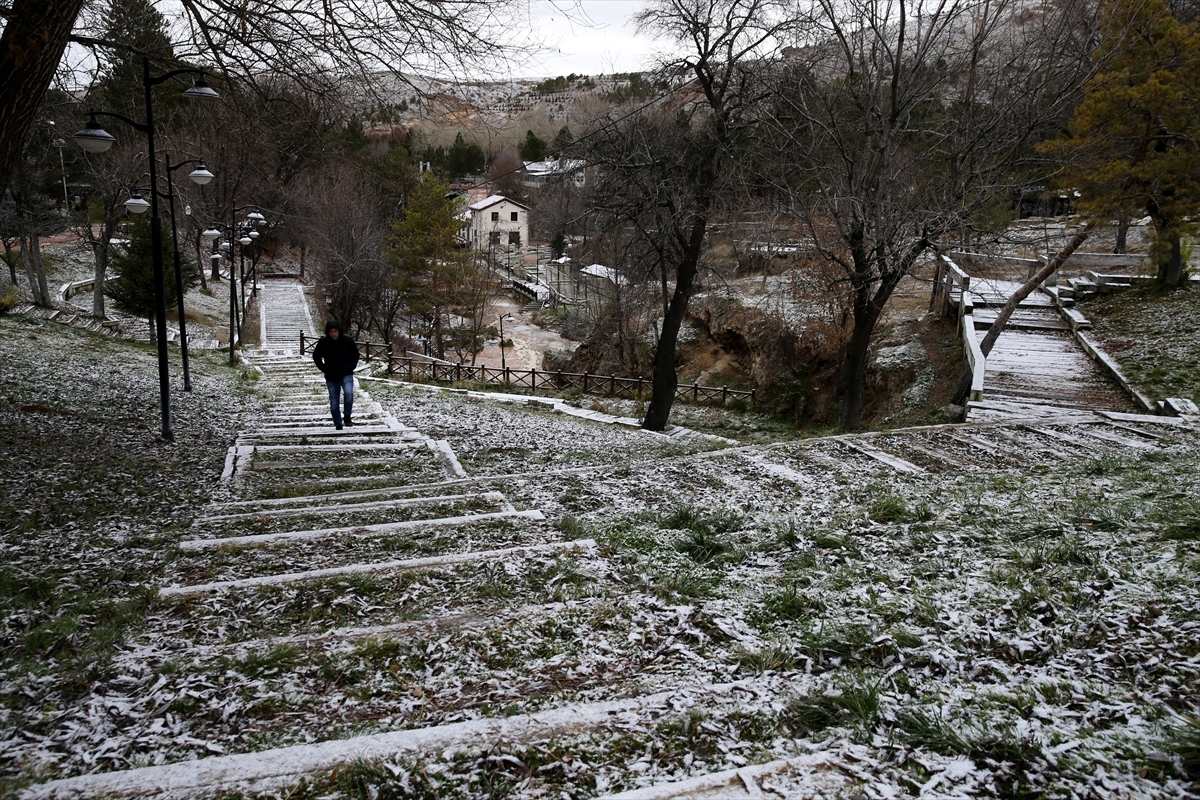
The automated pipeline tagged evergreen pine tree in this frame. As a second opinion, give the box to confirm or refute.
[385,176,478,359]
[1042,0,1200,285]
[107,215,198,335]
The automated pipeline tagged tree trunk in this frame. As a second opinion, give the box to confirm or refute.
[92,241,108,318]
[194,232,207,291]
[838,303,879,430]
[298,244,306,280]
[1164,230,1184,287]
[3,240,16,285]
[642,277,690,431]
[29,230,50,306]
[0,0,88,194]
[1113,215,1128,254]
[643,217,706,431]
[20,233,43,306]
[432,310,444,360]
[950,222,1095,404]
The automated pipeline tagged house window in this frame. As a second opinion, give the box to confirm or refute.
[489,232,502,245]
[510,212,519,221]
[508,231,521,246]
[491,211,499,221]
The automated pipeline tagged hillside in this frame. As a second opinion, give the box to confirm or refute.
[2,305,1199,798]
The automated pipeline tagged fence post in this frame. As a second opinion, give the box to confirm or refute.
[722,386,728,404]
[637,377,643,398]
[455,363,461,383]
[299,331,304,353]
[609,374,615,395]
[504,367,509,387]
[693,383,699,402]
[531,367,537,391]
[583,373,589,394]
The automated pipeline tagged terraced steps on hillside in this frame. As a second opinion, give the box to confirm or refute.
[947,266,1145,421]
[18,281,1198,799]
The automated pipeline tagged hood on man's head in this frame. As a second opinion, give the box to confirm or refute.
[325,320,342,336]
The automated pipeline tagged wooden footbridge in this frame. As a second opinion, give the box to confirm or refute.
[930,253,1151,422]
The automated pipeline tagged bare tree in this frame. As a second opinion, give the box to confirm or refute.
[72,141,144,317]
[764,0,1097,429]
[0,0,536,194]
[303,164,390,335]
[580,0,797,431]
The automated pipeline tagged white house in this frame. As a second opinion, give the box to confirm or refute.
[466,195,531,250]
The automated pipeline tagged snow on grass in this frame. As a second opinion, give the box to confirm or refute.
[3,306,1199,798]
[0,312,264,793]
[1087,282,1200,405]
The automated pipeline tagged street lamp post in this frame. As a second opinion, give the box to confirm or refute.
[498,313,513,372]
[161,154,214,391]
[50,136,69,215]
[73,58,220,441]
[202,205,263,366]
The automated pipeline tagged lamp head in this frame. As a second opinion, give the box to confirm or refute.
[249,230,260,239]
[188,163,215,185]
[181,74,221,101]
[246,211,266,225]
[74,114,116,153]
[124,190,151,214]
[201,228,221,242]
[239,235,252,246]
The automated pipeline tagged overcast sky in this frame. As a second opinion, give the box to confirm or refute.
[519,0,663,78]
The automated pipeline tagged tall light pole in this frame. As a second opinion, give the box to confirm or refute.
[202,206,263,366]
[160,154,214,391]
[73,60,220,441]
[50,133,69,215]
[498,313,512,372]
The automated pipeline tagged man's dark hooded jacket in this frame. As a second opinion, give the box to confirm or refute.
[312,321,359,381]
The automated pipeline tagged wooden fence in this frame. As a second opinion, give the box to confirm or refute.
[931,254,986,402]
[300,332,754,407]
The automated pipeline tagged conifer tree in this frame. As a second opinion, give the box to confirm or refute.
[108,215,198,337]
[386,176,481,360]
[1043,0,1200,285]
[519,130,548,162]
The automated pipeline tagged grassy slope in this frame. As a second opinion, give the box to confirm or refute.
[3,309,1199,798]
[1086,282,1200,405]
[0,313,255,785]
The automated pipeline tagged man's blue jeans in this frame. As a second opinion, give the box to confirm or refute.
[326,374,354,427]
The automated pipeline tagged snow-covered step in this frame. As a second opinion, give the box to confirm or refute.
[178,507,542,551]
[24,689,671,800]
[597,754,850,799]
[161,534,583,597]
[191,490,508,525]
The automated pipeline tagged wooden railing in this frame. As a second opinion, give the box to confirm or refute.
[930,253,971,318]
[299,332,754,406]
[300,333,391,363]
[932,254,986,402]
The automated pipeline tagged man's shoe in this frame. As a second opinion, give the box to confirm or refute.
[344,418,354,427]
[335,423,344,430]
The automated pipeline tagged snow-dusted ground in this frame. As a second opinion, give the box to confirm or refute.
[6,242,242,346]
[2,289,1199,798]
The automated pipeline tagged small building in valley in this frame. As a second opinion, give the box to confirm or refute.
[466,195,531,250]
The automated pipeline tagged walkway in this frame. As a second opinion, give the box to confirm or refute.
[953,276,1138,421]
[24,283,1193,799]
[255,277,317,354]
